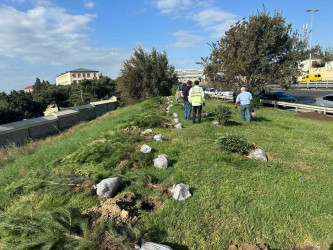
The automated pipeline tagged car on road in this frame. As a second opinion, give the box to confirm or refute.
[313,94,333,108]
[259,91,297,103]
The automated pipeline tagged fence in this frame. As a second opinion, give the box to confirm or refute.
[0,97,117,147]
[260,99,333,114]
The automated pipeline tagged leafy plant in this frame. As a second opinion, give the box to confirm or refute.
[214,105,232,125]
[249,97,263,112]
[216,134,254,155]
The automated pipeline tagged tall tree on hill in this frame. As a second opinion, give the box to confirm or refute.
[200,9,307,92]
[117,47,178,105]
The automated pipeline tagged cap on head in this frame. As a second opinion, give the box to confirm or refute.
[241,87,246,91]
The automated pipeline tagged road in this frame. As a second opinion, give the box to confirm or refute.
[272,88,333,105]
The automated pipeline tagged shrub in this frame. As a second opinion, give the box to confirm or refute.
[216,134,254,155]
[214,106,232,125]
[249,97,263,112]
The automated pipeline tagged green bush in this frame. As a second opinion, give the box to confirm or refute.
[249,97,263,112]
[214,106,232,125]
[217,134,254,155]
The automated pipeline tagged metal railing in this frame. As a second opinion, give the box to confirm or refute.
[260,99,333,114]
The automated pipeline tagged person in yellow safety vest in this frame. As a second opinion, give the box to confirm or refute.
[189,80,205,124]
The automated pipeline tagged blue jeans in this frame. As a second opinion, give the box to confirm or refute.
[241,104,251,122]
[184,101,192,120]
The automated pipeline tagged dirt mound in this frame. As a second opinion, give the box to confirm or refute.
[140,197,163,212]
[229,243,269,250]
[125,126,143,134]
[296,112,333,122]
[82,192,139,227]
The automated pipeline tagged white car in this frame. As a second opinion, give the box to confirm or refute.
[314,94,333,108]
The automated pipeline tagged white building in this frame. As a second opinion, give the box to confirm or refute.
[175,68,205,84]
[56,68,99,86]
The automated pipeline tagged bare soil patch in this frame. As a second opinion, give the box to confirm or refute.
[229,243,269,250]
[296,112,333,122]
[82,192,139,227]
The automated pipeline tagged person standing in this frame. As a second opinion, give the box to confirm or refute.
[189,80,205,124]
[181,81,192,120]
[234,87,252,123]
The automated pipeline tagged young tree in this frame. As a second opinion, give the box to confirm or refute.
[117,47,178,105]
[201,9,306,92]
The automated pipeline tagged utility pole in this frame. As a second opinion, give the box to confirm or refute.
[306,9,319,87]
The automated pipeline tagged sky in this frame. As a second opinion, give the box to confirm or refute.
[0,0,332,93]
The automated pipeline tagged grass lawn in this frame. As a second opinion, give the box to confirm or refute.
[0,97,332,249]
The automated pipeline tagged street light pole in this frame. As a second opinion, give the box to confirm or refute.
[306,9,319,87]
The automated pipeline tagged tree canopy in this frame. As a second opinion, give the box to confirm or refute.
[117,47,178,105]
[201,9,307,92]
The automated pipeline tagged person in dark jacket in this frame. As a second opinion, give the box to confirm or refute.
[181,80,192,120]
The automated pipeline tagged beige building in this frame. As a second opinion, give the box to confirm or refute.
[56,68,99,86]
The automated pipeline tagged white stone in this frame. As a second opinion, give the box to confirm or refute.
[171,183,192,201]
[136,240,173,250]
[213,121,221,126]
[247,149,268,162]
[172,113,178,118]
[175,123,182,129]
[153,154,170,169]
[153,134,163,141]
[140,144,152,154]
[94,177,120,198]
[142,129,153,135]
[251,112,257,118]
[173,118,179,123]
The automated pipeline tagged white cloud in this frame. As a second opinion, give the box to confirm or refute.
[169,30,204,48]
[195,8,237,27]
[156,0,191,14]
[84,1,95,9]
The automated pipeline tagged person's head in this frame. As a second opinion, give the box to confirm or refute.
[194,80,200,86]
[241,87,246,92]
[187,80,192,86]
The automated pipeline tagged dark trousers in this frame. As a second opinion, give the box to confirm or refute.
[192,105,202,123]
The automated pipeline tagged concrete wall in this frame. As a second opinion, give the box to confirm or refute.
[0,98,117,147]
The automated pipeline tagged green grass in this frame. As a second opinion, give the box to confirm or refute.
[0,97,332,249]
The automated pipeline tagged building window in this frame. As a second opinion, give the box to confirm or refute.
[87,73,90,77]
[94,73,96,77]
[73,80,77,83]
[78,73,81,77]
[72,73,76,77]
[83,73,86,77]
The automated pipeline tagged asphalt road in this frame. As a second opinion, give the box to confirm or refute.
[272,89,333,105]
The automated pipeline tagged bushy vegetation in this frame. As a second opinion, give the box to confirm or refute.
[249,96,263,112]
[216,134,255,155]
[214,105,232,125]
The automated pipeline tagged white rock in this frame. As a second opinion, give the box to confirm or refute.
[213,121,221,126]
[140,144,152,154]
[247,149,268,162]
[173,118,179,123]
[251,112,257,118]
[205,111,211,116]
[142,129,153,135]
[94,177,120,198]
[136,241,173,250]
[172,113,178,118]
[175,123,182,129]
[171,183,192,201]
[153,154,170,169]
[153,134,163,141]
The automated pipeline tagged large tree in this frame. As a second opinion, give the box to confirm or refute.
[117,47,178,105]
[201,9,306,92]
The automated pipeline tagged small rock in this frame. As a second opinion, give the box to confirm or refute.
[94,177,120,198]
[140,144,152,154]
[251,112,257,118]
[213,121,221,126]
[135,240,173,250]
[175,123,182,129]
[142,129,153,135]
[153,154,170,169]
[171,183,191,201]
[153,134,163,141]
[247,149,268,162]
[173,113,178,118]
[205,111,211,116]
[173,118,179,123]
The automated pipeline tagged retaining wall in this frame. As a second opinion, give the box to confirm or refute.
[0,97,117,147]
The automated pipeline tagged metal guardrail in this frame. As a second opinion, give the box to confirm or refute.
[294,82,333,89]
[260,99,333,114]
[210,94,234,101]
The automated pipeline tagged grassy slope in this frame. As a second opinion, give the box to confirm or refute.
[0,98,332,249]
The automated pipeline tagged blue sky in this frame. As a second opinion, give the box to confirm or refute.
[0,0,332,93]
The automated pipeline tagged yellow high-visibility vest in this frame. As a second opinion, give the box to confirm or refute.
[191,86,203,104]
